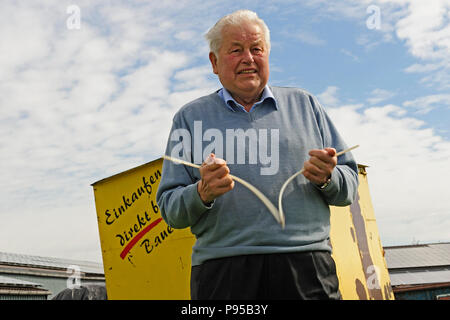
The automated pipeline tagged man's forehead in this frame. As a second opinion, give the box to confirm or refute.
[222,22,263,37]
[229,39,264,47]
[222,23,264,42]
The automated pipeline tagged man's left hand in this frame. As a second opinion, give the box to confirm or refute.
[302,148,337,186]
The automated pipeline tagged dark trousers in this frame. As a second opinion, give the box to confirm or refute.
[190,251,341,300]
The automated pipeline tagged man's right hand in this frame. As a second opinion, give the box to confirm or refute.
[197,153,234,205]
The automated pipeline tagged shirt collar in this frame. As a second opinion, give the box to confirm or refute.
[218,86,278,112]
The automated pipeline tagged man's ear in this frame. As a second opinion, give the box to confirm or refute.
[209,52,219,75]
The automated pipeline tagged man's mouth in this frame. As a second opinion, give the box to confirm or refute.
[238,69,257,74]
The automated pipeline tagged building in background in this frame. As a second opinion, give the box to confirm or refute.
[0,275,51,300]
[0,251,105,300]
[384,242,450,300]
[2,242,450,300]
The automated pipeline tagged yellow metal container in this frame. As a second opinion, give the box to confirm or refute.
[92,160,393,299]
[330,165,394,300]
[92,159,195,299]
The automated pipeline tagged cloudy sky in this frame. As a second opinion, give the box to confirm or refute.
[1,0,449,263]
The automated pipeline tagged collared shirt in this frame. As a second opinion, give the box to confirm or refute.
[217,85,279,113]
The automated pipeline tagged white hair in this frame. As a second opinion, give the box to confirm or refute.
[204,10,271,56]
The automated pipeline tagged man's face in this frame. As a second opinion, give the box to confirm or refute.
[209,22,270,103]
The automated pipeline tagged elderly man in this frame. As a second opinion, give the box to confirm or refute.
[156,10,359,300]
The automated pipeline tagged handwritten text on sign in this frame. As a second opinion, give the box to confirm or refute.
[102,169,172,259]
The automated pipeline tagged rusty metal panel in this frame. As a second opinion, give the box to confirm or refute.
[330,165,394,299]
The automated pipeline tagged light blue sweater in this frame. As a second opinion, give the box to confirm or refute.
[156,86,359,266]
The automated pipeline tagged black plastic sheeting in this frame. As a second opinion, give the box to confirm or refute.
[52,283,107,300]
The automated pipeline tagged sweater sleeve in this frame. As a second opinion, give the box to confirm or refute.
[156,117,212,229]
[309,94,360,206]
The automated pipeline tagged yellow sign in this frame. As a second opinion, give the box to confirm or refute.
[92,159,195,299]
[92,160,393,300]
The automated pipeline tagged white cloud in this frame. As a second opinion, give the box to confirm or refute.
[302,0,373,20]
[395,0,450,89]
[0,0,220,262]
[175,30,197,41]
[403,94,450,114]
[172,65,218,91]
[367,88,396,105]
[404,63,442,74]
[340,49,360,62]
[317,86,340,107]
[395,1,450,60]
[325,89,450,245]
[293,30,326,46]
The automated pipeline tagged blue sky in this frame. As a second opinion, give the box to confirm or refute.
[264,3,449,137]
[0,0,449,263]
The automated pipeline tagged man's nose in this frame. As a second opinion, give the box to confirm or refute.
[241,49,254,64]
